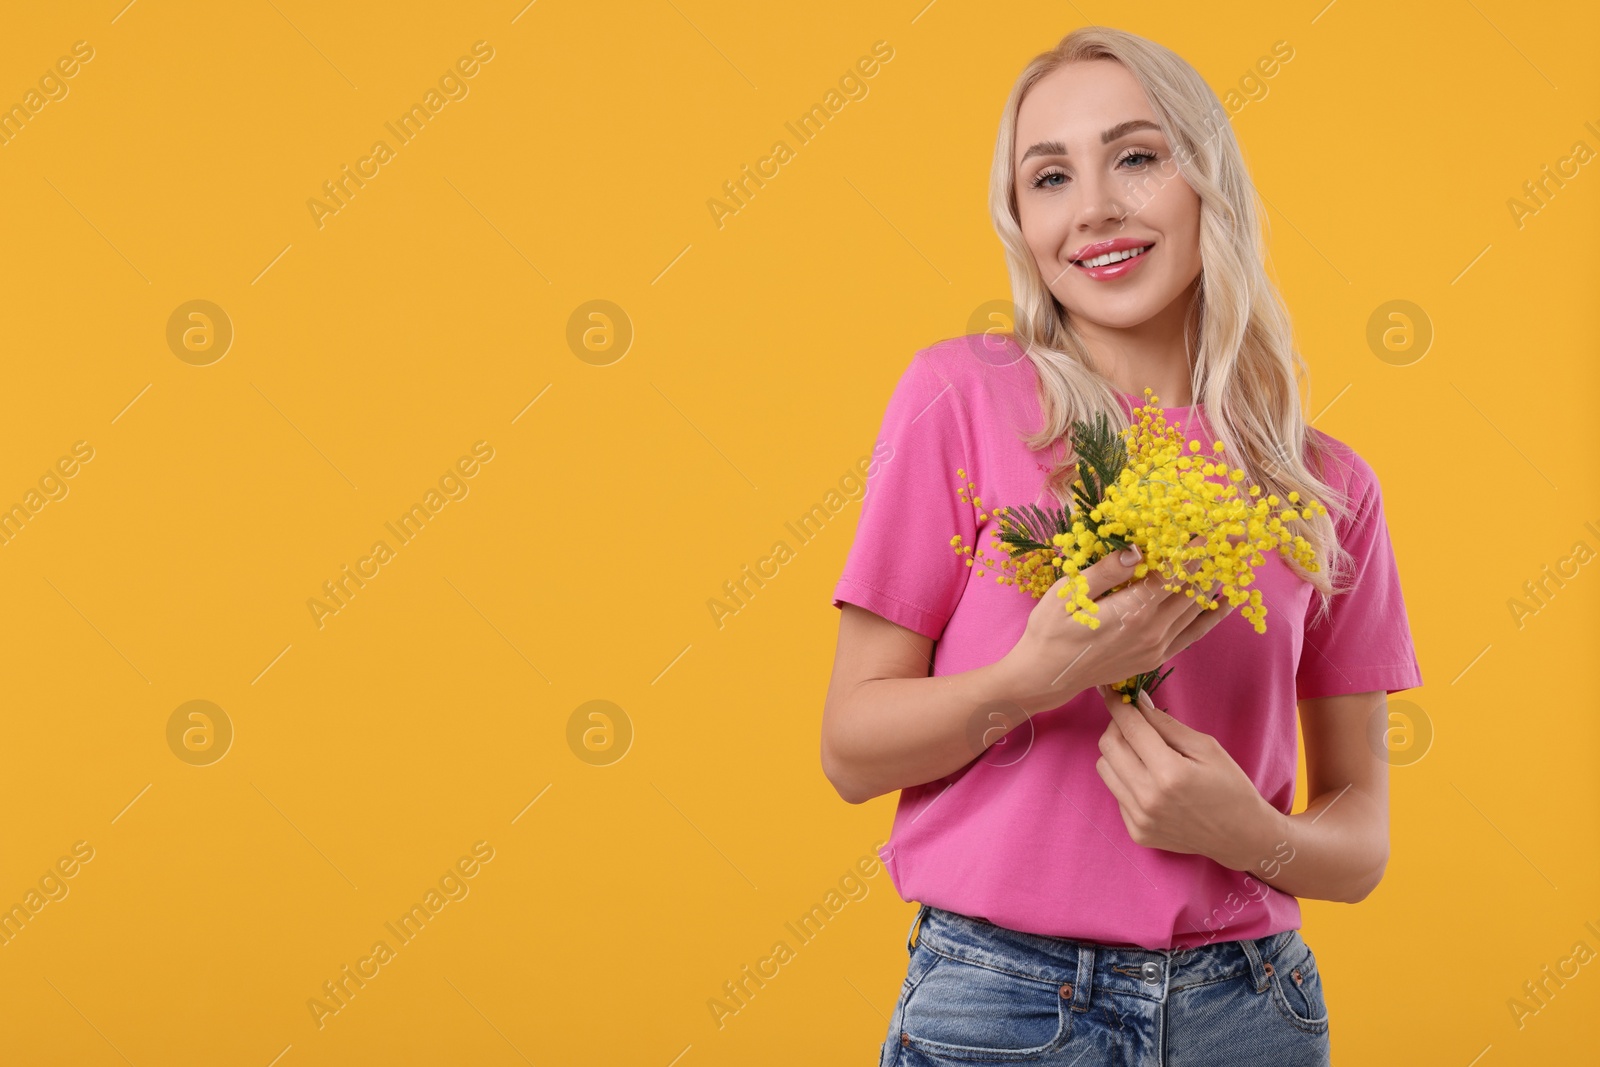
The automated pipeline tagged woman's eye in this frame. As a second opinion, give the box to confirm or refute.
[1028,150,1157,190]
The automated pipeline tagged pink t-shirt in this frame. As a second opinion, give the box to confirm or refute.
[831,334,1424,950]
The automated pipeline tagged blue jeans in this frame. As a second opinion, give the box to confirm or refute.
[880,904,1331,1066]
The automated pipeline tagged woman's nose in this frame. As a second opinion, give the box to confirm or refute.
[1073,171,1131,230]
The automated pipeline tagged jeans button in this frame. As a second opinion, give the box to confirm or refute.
[1141,961,1161,984]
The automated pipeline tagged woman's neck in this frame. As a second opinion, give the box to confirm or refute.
[1069,283,1200,407]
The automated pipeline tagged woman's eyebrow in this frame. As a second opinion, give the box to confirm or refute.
[1017,119,1163,164]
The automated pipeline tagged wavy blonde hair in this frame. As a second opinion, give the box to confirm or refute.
[988,25,1353,618]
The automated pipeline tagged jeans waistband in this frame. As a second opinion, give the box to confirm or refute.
[909,904,1299,1007]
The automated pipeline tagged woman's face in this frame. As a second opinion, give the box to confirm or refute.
[1013,59,1203,331]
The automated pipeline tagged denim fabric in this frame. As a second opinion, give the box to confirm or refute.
[879,904,1331,1066]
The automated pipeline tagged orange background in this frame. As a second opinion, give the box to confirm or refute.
[0,1,1594,1064]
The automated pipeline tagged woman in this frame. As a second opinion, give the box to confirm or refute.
[821,26,1423,1066]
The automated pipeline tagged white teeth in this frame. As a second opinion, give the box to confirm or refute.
[1078,245,1150,268]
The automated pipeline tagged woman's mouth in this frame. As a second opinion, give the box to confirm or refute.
[1071,242,1155,280]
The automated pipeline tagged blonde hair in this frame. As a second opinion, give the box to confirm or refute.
[988,25,1353,619]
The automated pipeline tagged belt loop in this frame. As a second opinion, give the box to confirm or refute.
[1238,934,1271,994]
[906,903,930,954]
[1069,942,1095,1013]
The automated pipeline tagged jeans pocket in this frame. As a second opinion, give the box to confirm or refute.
[899,950,1073,1062]
[1267,933,1329,1034]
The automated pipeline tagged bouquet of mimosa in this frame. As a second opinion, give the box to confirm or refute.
[950,389,1327,706]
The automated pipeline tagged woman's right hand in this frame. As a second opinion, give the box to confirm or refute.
[998,540,1236,717]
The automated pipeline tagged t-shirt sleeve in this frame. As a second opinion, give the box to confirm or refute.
[831,352,976,641]
[1295,453,1424,701]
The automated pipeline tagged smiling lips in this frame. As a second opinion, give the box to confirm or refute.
[1069,238,1156,281]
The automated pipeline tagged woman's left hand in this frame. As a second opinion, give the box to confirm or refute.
[1094,684,1283,871]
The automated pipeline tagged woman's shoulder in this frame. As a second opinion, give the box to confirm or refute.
[905,332,1036,397]
[1302,425,1383,521]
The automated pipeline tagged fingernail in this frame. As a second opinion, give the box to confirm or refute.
[1119,545,1141,565]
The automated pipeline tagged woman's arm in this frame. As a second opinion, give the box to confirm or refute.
[1229,690,1391,904]
[823,546,1232,805]
[1093,686,1390,904]
[820,604,1017,805]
